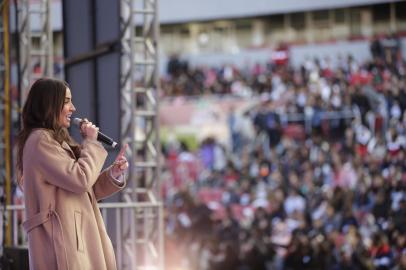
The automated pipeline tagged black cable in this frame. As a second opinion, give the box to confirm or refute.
[90,0,99,126]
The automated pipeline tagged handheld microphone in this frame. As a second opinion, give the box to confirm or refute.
[73,118,118,148]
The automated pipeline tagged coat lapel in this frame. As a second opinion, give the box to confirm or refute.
[61,141,95,202]
[61,141,76,159]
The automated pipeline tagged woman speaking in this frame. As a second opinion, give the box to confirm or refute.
[16,78,128,270]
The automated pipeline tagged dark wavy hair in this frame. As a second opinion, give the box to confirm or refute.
[16,78,80,184]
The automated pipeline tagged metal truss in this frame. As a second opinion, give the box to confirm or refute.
[18,0,53,104]
[120,0,164,269]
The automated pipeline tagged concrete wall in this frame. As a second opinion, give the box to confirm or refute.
[160,37,406,73]
[159,0,399,24]
[289,40,372,68]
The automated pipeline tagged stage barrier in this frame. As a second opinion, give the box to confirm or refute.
[1,202,163,270]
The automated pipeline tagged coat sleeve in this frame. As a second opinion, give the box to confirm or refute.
[93,167,126,201]
[32,132,108,194]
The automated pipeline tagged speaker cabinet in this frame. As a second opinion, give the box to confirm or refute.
[2,246,29,270]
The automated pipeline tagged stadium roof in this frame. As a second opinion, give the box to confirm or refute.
[160,0,401,24]
[9,0,401,32]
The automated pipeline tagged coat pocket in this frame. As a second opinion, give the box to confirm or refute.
[74,211,84,252]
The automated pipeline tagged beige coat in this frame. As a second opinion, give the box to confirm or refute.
[22,129,125,270]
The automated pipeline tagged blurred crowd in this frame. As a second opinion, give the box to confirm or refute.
[162,36,406,270]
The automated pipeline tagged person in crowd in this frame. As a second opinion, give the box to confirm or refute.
[16,78,129,270]
[160,35,406,270]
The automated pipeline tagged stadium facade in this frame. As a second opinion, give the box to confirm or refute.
[159,0,406,55]
[10,0,406,71]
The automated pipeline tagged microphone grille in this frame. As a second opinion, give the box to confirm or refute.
[72,118,82,127]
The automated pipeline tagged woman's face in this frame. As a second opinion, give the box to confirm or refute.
[58,88,75,128]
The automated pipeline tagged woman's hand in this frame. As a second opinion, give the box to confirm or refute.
[110,144,129,179]
[80,118,98,141]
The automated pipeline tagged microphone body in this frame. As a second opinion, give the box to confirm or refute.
[73,118,118,148]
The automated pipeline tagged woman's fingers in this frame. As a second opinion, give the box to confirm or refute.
[119,162,129,170]
[112,144,129,173]
[114,158,128,166]
[110,145,129,178]
[80,120,98,140]
[114,158,129,171]
[115,144,128,162]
